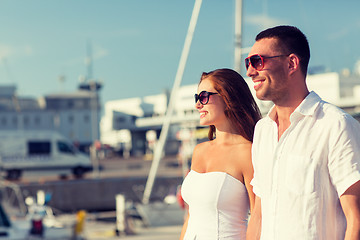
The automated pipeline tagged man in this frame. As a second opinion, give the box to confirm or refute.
[245,25,360,240]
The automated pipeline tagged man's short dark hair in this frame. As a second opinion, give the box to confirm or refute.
[256,25,310,76]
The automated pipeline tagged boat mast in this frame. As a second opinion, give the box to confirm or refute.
[142,0,203,204]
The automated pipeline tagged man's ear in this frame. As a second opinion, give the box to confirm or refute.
[288,53,300,75]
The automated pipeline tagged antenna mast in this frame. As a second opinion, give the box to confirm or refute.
[234,0,243,74]
[86,40,93,81]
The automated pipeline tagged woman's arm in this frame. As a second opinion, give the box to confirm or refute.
[179,212,189,240]
[242,144,261,239]
[242,144,256,213]
[246,196,262,240]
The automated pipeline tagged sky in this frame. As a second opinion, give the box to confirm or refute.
[0,0,359,105]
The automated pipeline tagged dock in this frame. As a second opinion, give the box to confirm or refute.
[84,223,182,240]
[6,156,185,212]
[2,156,187,239]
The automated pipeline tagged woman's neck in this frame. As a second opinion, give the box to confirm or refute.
[214,128,249,145]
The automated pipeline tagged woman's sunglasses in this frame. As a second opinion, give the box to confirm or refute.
[194,91,218,105]
[245,54,288,71]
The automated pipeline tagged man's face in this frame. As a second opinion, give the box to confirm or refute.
[246,38,290,104]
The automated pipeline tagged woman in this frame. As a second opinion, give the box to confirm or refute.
[179,68,261,240]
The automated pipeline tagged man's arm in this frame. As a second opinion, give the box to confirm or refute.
[340,180,360,240]
[246,195,262,240]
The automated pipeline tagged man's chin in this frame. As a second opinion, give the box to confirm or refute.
[255,92,267,101]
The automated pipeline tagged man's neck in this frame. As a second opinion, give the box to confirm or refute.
[274,90,309,139]
[274,107,292,140]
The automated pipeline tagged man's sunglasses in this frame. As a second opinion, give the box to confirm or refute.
[245,54,288,71]
[194,91,218,105]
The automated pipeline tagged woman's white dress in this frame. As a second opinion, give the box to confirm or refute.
[181,170,250,240]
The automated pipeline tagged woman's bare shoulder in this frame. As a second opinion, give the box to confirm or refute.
[193,141,211,154]
[231,141,253,167]
[191,141,211,169]
[237,141,252,153]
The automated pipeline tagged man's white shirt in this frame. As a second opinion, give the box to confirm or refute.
[251,91,360,239]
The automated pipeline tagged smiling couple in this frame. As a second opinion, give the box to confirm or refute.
[180,25,360,240]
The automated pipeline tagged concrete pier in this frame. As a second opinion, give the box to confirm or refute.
[10,157,185,212]
[16,175,182,212]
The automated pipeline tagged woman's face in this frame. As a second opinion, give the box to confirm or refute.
[195,78,227,127]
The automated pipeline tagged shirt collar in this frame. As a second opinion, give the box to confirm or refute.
[294,91,321,116]
[267,91,321,122]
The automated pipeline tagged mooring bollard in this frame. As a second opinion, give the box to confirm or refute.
[115,194,125,236]
[75,210,86,236]
[37,190,45,205]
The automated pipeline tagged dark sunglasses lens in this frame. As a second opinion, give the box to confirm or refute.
[199,92,209,104]
[245,58,250,70]
[250,55,263,70]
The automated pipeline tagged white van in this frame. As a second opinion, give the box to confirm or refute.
[0,130,92,180]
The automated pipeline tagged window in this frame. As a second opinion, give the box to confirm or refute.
[48,100,59,109]
[53,115,60,127]
[84,99,90,108]
[57,141,75,154]
[23,116,30,126]
[84,114,90,123]
[68,115,74,124]
[34,116,41,125]
[12,116,17,126]
[1,117,7,126]
[74,99,84,108]
[28,141,51,155]
[67,100,74,108]
[116,117,126,123]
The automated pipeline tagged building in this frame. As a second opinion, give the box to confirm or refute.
[100,72,360,157]
[0,82,102,153]
[100,85,199,156]
[44,88,101,152]
[306,72,360,118]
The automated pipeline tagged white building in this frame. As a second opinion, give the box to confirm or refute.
[44,89,101,152]
[100,71,360,157]
[0,83,102,153]
[100,85,199,156]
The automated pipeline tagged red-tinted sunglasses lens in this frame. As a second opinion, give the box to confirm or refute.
[245,55,264,70]
[245,58,250,70]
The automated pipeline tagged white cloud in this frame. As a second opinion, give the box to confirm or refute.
[93,46,109,60]
[24,45,34,56]
[0,44,34,60]
[0,45,14,59]
[326,20,360,41]
[327,28,350,41]
[111,28,142,37]
[245,14,288,31]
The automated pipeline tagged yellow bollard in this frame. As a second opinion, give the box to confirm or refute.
[75,210,86,235]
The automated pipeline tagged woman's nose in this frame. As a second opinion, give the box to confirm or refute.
[195,100,202,109]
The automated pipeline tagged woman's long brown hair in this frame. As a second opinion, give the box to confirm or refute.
[200,68,262,142]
